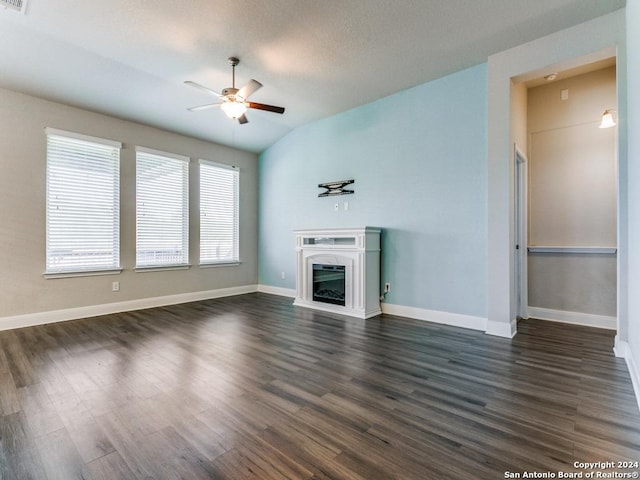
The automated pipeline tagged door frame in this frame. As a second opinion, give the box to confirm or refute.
[514,144,528,320]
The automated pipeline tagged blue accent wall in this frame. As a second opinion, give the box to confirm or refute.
[259,63,488,318]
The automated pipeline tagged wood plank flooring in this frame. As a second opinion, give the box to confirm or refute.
[0,293,639,479]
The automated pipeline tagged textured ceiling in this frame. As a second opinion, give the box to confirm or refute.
[0,0,626,153]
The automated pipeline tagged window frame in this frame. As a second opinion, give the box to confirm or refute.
[199,159,240,266]
[135,146,190,271]
[44,128,122,278]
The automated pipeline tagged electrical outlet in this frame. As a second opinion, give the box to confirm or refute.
[334,202,339,211]
[384,282,391,293]
[112,281,120,292]
[281,271,286,280]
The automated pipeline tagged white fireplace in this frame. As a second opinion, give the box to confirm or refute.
[293,227,381,319]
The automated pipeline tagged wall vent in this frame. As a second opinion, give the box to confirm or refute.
[1,0,28,14]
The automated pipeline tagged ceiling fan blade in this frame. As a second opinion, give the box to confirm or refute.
[184,80,223,98]
[247,102,285,114]
[238,114,249,125]
[187,103,221,111]
[237,79,262,100]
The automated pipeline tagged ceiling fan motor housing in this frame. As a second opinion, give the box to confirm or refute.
[221,87,240,100]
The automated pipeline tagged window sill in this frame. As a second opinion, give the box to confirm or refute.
[44,268,122,279]
[134,264,191,273]
[199,261,241,268]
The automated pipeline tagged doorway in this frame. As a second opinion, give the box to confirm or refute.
[514,62,618,329]
[486,12,623,339]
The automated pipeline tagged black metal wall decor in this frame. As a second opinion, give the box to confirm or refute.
[318,179,354,197]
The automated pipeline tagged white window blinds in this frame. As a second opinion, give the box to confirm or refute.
[199,160,239,264]
[136,147,189,268]
[45,129,121,274]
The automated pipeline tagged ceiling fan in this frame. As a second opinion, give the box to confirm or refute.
[184,57,285,125]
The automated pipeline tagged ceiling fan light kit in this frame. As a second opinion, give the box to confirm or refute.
[185,57,285,125]
[220,101,247,119]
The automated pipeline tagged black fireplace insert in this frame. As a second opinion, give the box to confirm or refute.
[312,264,346,306]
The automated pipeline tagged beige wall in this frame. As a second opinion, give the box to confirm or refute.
[0,87,258,320]
[527,66,617,317]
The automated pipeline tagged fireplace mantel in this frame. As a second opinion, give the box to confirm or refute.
[293,227,381,319]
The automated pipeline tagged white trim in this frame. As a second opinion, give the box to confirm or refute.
[0,285,258,332]
[613,338,640,413]
[260,285,493,333]
[294,226,381,237]
[485,319,517,338]
[134,264,190,273]
[44,269,122,279]
[528,306,616,330]
[135,145,189,163]
[527,246,617,254]
[614,336,628,358]
[381,302,487,332]
[45,127,122,148]
[257,285,296,297]
[198,158,238,171]
[295,298,381,319]
[200,262,241,268]
[514,144,528,320]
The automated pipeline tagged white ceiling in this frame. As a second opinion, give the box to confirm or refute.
[0,0,625,153]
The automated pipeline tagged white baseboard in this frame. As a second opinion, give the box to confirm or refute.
[1,285,485,333]
[381,302,487,332]
[0,284,259,331]
[258,285,489,330]
[485,319,518,338]
[528,306,616,330]
[257,284,296,297]
[614,335,626,358]
[614,337,640,413]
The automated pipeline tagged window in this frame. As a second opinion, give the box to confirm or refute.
[199,160,239,264]
[45,129,121,276]
[136,147,189,268]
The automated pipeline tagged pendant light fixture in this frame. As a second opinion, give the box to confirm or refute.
[599,110,616,129]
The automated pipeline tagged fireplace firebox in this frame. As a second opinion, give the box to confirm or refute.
[294,227,381,319]
[312,264,346,306]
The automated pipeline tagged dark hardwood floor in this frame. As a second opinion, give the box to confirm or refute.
[0,293,638,479]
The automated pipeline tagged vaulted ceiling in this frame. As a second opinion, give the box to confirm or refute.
[0,0,625,152]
